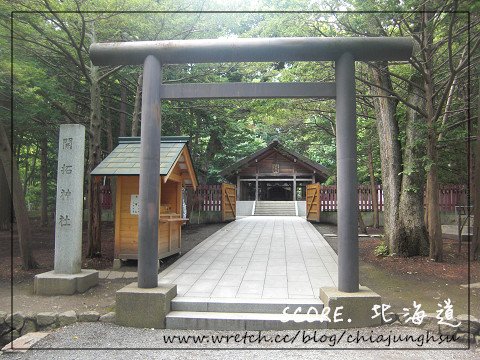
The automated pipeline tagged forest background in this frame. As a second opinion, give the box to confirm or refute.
[0,0,479,268]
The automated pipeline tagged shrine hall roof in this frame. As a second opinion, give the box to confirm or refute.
[220,139,330,182]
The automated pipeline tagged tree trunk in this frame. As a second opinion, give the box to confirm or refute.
[86,63,102,258]
[203,130,222,176]
[472,74,480,261]
[22,149,29,198]
[370,63,429,256]
[398,72,429,256]
[119,80,127,137]
[0,122,37,269]
[131,73,142,136]
[21,145,39,201]
[421,11,442,261]
[105,86,116,220]
[370,63,402,254]
[358,211,367,234]
[367,141,379,228]
[426,134,442,261]
[40,136,48,226]
[105,85,114,153]
[0,158,11,230]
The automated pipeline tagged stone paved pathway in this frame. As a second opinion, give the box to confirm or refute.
[158,216,338,299]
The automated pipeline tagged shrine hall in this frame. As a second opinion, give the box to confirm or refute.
[220,140,330,202]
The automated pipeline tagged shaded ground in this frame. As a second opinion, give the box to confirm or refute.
[0,219,227,314]
[1,218,479,319]
[0,218,115,283]
[312,222,480,318]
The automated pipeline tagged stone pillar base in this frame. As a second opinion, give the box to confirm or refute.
[116,282,177,328]
[319,286,382,329]
[34,269,99,295]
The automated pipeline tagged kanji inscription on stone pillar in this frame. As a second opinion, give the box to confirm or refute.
[54,124,85,274]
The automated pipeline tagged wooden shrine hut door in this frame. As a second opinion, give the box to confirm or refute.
[306,183,321,222]
[221,183,237,222]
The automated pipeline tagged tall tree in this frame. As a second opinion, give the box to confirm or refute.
[0,158,11,230]
[319,8,430,256]
[367,141,380,228]
[398,71,429,256]
[12,3,127,257]
[131,74,142,137]
[39,134,48,226]
[369,62,428,256]
[472,74,480,260]
[320,1,479,259]
[409,4,479,261]
[0,122,37,269]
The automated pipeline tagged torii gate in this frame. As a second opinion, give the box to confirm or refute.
[90,37,413,294]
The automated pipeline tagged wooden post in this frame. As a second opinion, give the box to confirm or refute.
[236,175,240,200]
[255,171,259,201]
[114,177,122,259]
[293,165,297,201]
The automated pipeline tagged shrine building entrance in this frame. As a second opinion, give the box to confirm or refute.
[220,139,329,201]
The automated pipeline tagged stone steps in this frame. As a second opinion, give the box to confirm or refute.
[255,209,296,212]
[166,311,327,330]
[171,297,324,313]
[166,297,325,330]
[255,214,297,216]
[256,201,295,203]
[254,212,296,214]
[254,201,296,216]
[255,205,295,207]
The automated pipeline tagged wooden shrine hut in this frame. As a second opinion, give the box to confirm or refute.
[220,140,330,201]
[91,136,197,263]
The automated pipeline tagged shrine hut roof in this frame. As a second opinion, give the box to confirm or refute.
[91,136,197,187]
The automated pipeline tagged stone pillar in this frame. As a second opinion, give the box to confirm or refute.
[335,52,359,293]
[54,125,85,274]
[34,124,98,295]
[137,55,162,288]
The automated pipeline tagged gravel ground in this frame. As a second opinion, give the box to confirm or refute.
[1,322,477,360]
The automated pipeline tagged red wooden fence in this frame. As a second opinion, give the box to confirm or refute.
[185,184,222,214]
[100,184,112,209]
[320,185,383,212]
[320,184,466,212]
[129,183,468,215]
[437,184,468,212]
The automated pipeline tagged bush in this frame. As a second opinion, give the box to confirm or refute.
[374,241,389,257]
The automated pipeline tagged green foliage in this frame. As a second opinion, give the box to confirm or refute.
[4,0,476,217]
[374,241,389,257]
